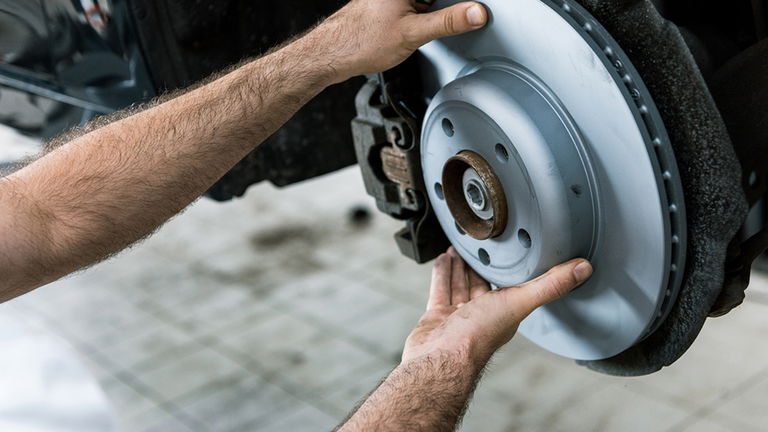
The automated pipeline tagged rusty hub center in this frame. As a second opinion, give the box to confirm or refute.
[442,151,508,240]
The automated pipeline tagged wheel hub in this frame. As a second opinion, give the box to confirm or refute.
[442,150,508,240]
[464,175,488,216]
[419,0,686,360]
[425,60,598,276]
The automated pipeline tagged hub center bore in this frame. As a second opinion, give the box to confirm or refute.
[463,169,493,220]
[442,151,508,240]
[465,178,487,211]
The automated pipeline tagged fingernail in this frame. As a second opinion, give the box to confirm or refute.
[573,261,593,284]
[466,4,486,27]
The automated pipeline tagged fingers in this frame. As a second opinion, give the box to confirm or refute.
[427,253,452,310]
[468,266,490,300]
[501,259,593,319]
[401,1,488,48]
[448,247,469,305]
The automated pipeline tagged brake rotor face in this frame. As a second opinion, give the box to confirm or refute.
[419,0,686,360]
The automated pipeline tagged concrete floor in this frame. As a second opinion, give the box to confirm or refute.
[2,126,768,431]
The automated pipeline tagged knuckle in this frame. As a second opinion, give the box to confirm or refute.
[417,315,433,327]
[442,11,457,34]
[536,272,573,301]
[488,290,506,302]
[423,307,452,322]
[399,17,426,49]
[400,26,420,48]
[490,290,525,321]
[533,276,557,303]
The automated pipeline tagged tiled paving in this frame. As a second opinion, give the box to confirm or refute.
[2,126,768,431]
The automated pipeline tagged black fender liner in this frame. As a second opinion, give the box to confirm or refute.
[576,0,748,376]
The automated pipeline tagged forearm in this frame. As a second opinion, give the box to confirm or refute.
[0,0,489,300]
[0,36,333,300]
[339,351,485,432]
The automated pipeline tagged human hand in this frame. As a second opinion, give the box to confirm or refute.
[301,0,488,84]
[402,248,593,366]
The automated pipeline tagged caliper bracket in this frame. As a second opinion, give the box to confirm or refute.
[351,64,449,263]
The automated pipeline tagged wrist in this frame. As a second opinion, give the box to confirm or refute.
[463,343,494,373]
[269,42,338,91]
[289,9,367,86]
[282,27,349,87]
[403,344,491,375]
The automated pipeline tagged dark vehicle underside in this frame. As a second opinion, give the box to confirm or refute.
[2,0,768,376]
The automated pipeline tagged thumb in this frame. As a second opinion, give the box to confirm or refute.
[402,2,488,47]
[502,259,593,320]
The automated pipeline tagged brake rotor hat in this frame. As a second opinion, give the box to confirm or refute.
[419,0,687,361]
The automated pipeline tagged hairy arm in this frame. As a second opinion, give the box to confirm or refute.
[0,41,328,299]
[339,249,593,431]
[340,351,484,431]
[0,0,487,302]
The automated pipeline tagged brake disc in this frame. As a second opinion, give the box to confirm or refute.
[419,0,686,360]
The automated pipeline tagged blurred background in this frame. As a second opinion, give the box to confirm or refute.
[1,124,768,432]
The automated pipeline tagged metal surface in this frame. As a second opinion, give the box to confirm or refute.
[419,0,687,360]
[462,169,492,220]
[442,151,507,240]
[351,72,450,263]
[0,64,112,114]
[0,0,361,196]
[0,0,154,114]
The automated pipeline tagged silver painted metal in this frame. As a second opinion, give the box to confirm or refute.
[419,0,686,360]
[462,168,493,220]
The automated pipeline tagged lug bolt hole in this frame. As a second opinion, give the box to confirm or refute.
[478,248,491,266]
[434,183,445,200]
[442,118,455,137]
[518,229,532,249]
[749,171,759,188]
[495,144,509,163]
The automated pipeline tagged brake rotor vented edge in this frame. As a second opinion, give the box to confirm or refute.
[551,0,687,340]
